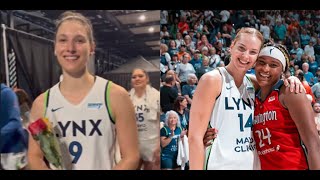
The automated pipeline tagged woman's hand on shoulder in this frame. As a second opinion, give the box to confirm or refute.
[284,76,306,94]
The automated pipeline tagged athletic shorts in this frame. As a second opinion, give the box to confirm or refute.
[139,139,158,162]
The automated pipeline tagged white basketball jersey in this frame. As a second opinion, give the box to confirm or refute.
[129,85,160,141]
[205,67,260,170]
[129,85,160,161]
[45,76,116,170]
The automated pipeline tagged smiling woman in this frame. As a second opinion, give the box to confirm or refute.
[27,11,140,170]
[129,68,160,170]
[188,27,264,170]
[253,43,320,170]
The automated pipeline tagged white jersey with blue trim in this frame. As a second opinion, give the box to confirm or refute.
[45,76,116,170]
[205,67,260,170]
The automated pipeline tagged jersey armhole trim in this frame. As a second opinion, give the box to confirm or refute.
[105,81,115,124]
[43,89,50,117]
[245,75,255,92]
[215,68,222,100]
[204,120,213,170]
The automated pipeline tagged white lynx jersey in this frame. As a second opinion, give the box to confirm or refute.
[44,76,116,170]
[205,67,260,170]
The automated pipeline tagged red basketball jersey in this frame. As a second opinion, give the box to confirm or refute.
[253,81,308,170]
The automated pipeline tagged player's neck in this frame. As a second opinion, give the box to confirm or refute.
[134,87,146,98]
[178,107,184,114]
[225,65,245,88]
[169,124,176,130]
[60,72,94,93]
[260,87,273,101]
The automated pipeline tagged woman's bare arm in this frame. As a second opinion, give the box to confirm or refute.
[110,83,140,170]
[188,70,221,170]
[282,87,320,169]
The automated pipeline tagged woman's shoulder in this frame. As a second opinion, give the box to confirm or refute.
[200,69,221,82]
[29,92,48,121]
[32,92,47,107]
[95,76,109,83]
[160,126,169,134]
[109,81,128,96]
[147,85,160,101]
[196,69,222,95]
[149,85,160,93]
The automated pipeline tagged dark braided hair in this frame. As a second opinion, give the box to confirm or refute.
[262,42,290,72]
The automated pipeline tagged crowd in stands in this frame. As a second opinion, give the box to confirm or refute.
[160,10,320,170]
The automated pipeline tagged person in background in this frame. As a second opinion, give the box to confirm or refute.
[312,75,320,103]
[173,96,189,131]
[164,70,181,96]
[296,70,316,104]
[27,11,139,170]
[160,43,172,77]
[301,62,315,86]
[208,47,221,69]
[1,83,28,170]
[175,53,196,89]
[14,88,32,128]
[182,74,198,109]
[313,102,320,137]
[290,41,304,69]
[129,68,160,170]
[169,54,180,72]
[160,110,187,170]
[196,56,214,79]
[160,75,179,114]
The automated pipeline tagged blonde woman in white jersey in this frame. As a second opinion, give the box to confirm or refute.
[27,11,140,170]
[189,28,303,170]
[129,68,160,170]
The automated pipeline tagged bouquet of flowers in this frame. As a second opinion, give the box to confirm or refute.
[28,118,62,169]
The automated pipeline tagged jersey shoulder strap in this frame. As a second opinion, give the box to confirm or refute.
[105,80,115,124]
